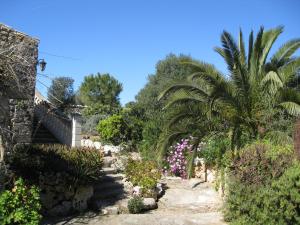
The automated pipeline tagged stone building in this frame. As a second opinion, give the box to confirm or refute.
[0,23,39,160]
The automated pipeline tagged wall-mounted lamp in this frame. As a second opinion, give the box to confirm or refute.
[37,59,47,71]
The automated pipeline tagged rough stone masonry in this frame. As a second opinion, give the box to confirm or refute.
[0,23,39,160]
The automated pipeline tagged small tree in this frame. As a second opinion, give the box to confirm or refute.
[78,73,122,116]
[47,76,75,108]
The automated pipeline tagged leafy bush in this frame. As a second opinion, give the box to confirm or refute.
[200,135,231,167]
[125,159,161,194]
[0,178,42,225]
[97,114,126,145]
[232,141,293,186]
[9,144,103,185]
[127,196,144,214]
[225,162,300,225]
[224,141,298,225]
[97,111,143,147]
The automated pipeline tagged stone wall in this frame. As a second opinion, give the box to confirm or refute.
[0,24,39,159]
[39,172,94,216]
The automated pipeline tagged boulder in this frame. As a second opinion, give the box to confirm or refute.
[94,141,102,150]
[72,185,94,212]
[142,198,157,210]
[101,206,119,215]
[47,201,72,216]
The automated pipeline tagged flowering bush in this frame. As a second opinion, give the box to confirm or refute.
[165,138,193,178]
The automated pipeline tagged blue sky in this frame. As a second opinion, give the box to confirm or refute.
[1,0,300,105]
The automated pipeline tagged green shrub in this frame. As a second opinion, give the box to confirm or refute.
[127,196,144,214]
[224,141,298,225]
[225,162,300,225]
[200,135,230,167]
[97,114,127,145]
[0,178,42,225]
[125,159,161,194]
[97,111,143,147]
[9,144,103,185]
[232,141,293,186]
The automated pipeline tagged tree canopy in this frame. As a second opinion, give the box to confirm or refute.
[79,73,122,107]
[47,76,75,108]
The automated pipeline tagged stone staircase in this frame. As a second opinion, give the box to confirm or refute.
[32,117,60,144]
[89,155,130,214]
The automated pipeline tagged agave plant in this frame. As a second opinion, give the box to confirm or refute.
[159,26,300,162]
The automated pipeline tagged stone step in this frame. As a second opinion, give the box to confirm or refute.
[103,156,116,167]
[102,167,117,175]
[94,181,124,192]
[93,186,125,199]
[99,174,125,182]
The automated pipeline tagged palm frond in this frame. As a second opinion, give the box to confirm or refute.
[158,83,208,102]
[259,26,283,70]
[239,28,246,66]
[248,30,254,70]
[279,101,300,116]
[271,38,300,66]
[278,58,300,85]
[250,26,264,79]
[261,71,283,94]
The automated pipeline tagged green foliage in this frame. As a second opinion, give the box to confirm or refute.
[232,141,293,186]
[134,54,201,157]
[224,141,298,225]
[9,144,103,185]
[97,109,143,147]
[0,178,42,225]
[127,196,144,214]
[201,135,231,167]
[97,114,127,145]
[82,103,120,118]
[125,159,161,193]
[78,73,122,115]
[159,27,300,156]
[47,76,75,108]
[225,162,300,225]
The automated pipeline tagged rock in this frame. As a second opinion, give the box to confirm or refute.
[81,139,95,148]
[40,191,60,209]
[48,201,72,216]
[103,156,116,167]
[112,155,128,172]
[189,178,203,188]
[123,181,134,194]
[155,183,163,197]
[117,199,129,213]
[101,206,119,215]
[142,198,157,210]
[64,187,75,200]
[206,169,216,183]
[94,141,102,150]
[130,152,141,160]
[103,145,122,154]
[72,185,94,212]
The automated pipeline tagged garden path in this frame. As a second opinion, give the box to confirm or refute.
[56,177,226,225]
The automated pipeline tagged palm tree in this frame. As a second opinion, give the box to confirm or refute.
[159,26,300,160]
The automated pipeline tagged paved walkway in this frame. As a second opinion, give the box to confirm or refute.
[51,178,226,225]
